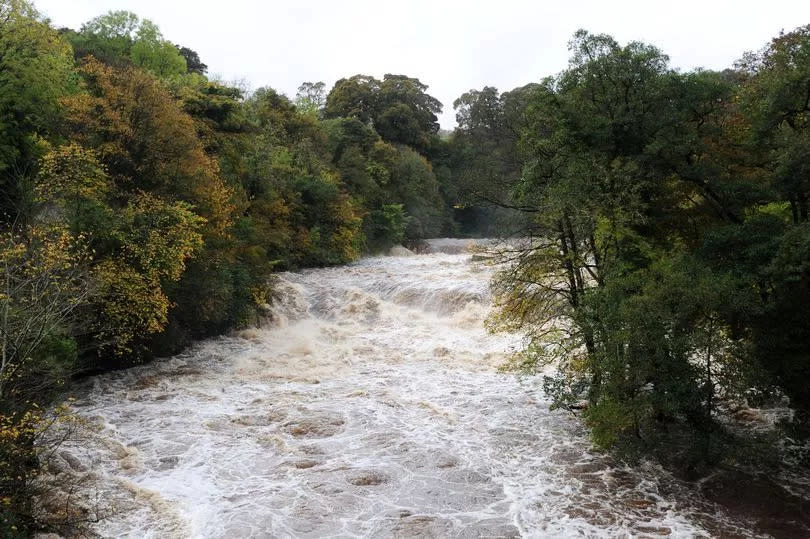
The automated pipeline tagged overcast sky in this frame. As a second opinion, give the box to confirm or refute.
[35,0,810,128]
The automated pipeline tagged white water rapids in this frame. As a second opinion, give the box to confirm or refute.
[56,239,756,537]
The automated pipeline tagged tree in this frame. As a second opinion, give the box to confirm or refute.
[734,25,810,418]
[324,74,443,153]
[295,81,326,116]
[36,144,112,235]
[177,45,207,75]
[129,19,186,78]
[0,226,90,403]
[92,194,204,355]
[489,30,759,464]
[390,146,445,239]
[0,0,75,218]
[376,75,442,148]
[448,84,537,234]
[56,58,240,359]
[68,11,187,78]
[323,75,379,124]
[68,10,138,65]
[61,58,234,233]
[739,25,810,222]
[239,87,364,267]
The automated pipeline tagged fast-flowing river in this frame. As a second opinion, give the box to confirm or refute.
[56,239,775,537]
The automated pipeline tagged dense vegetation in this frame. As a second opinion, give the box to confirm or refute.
[477,29,810,471]
[0,1,460,532]
[1,0,809,533]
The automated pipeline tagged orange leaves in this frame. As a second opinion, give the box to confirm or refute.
[52,59,241,354]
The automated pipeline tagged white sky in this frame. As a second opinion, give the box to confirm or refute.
[35,0,810,129]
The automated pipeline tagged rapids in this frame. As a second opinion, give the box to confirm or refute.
[55,239,765,537]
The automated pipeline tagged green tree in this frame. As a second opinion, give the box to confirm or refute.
[390,146,445,239]
[67,9,138,65]
[449,84,537,235]
[324,74,442,153]
[295,81,326,117]
[323,74,379,124]
[36,143,111,236]
[129,19,186,78]
[92,194,204,355]
[733,25,810,418]
[241,87,364,266]
[68,11,187,78]
[490,30,759,464]
[177,45,207,75]
[0,0,75,218]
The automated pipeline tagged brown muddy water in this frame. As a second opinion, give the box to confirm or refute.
[52,239,808,537]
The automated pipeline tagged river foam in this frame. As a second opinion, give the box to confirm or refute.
[52,239,761,537]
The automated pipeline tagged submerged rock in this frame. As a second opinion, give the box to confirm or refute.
[348,470,388,486]
[388,245,415,257]
[283,414,345,438]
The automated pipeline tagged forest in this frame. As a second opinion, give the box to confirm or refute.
[1,0,810,534]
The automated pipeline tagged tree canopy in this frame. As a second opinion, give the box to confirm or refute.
[325,74,442,152]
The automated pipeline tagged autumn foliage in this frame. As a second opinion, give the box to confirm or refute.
[0,1,464,532]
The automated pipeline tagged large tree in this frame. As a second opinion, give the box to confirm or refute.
[734,25,810,418]
[490,30,758,463]
[67,10,187,78]
[0,0,75,218]
[324,74,442,153]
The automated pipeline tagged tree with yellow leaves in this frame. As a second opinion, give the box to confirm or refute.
[0,225,91,403]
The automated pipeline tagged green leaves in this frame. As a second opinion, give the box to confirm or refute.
[68,10,187,79]
[490,26,810,462]
[390,146,445,239]
[117,193,205,282]
[295,81,326,118]
[324,74,442,153]
[0,0,75,215]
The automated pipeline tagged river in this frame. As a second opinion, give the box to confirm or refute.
[53,239,782,537]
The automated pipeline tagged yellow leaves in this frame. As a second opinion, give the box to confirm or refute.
[0,401,86,528]
[0,238,26,264]
[117,192,205,282]
[326,196,363,263]
[64,58,236,222]
[0,225,90,294]
[87,194,204,354]
[0,403,77,447]
[0,225,90,398]
[63,57,240,259]
[37,143,111,204]
[93,260,171,355]
[52,59,245,355]
[191,169,235,238]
